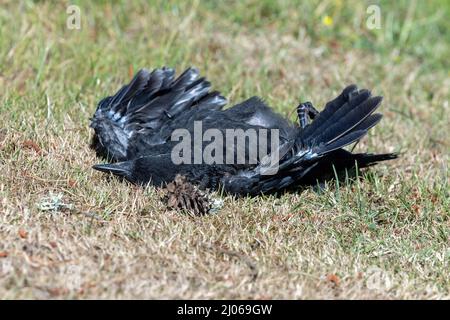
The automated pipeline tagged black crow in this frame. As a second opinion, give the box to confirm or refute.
[90,67,397,196]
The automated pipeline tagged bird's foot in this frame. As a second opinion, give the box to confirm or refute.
[297,101,319,128]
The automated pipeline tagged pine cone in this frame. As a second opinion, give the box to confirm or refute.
[163,175,211,216]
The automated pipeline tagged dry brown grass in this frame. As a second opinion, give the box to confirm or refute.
[0,1,448,299]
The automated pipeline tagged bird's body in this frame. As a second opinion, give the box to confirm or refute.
[91,67,396,196]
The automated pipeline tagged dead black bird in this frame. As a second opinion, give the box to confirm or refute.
[90,67,397,196]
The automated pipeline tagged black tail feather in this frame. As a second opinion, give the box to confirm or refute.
[315,96,382,145]
[350,113,383,133]
[229,86,397,196]
[312,130,369,155]
[301,84,358,139]
[299,88,384,159]
[353,152,398,167]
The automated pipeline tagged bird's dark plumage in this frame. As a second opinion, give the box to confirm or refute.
[90,67,227,161]
[91,67,397,196]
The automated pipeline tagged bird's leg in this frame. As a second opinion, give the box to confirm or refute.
[297,101,319,129]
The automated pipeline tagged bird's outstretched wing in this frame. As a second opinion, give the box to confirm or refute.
[90,67,227,161]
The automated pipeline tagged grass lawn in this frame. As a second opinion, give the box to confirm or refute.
[0,0,448,299]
